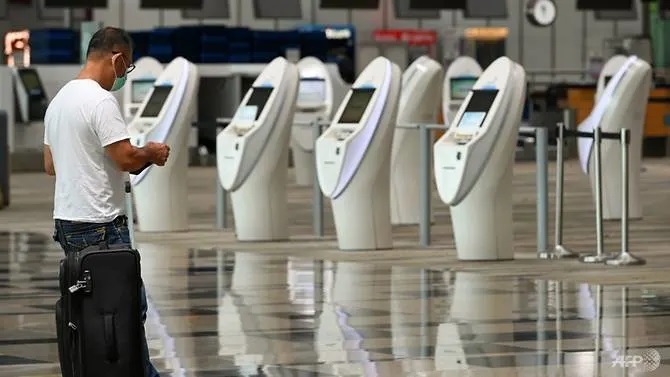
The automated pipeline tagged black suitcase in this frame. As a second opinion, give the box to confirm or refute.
[55,181,144,377]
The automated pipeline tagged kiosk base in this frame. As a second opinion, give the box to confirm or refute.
[291,141,314,186]
[332,187,392,251]
[450,163,514,261]
[230,162,290,242]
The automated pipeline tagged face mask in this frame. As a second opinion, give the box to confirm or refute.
[110,55,127,92]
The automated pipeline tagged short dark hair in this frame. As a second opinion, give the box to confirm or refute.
[86,26,133,58]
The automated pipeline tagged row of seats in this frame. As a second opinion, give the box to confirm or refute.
[26,25,356,65]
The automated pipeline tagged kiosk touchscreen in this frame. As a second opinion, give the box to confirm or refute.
[291,57,337,186]
[315,56,402,251]
[128,57,199,232]
[577,55,651,220]
[596,55,628,102]
[217,57,299,241]
[13,68,48,123]
[122,56,164,122]
[434,57,527,261]
[390,56,443,225]
[442,56,483,127]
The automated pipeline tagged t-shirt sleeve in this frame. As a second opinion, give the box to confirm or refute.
[93,97,130,147]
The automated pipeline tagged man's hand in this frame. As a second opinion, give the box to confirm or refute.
[145,142,170,166]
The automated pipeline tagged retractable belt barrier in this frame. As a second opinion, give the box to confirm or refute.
[540,123,644,266]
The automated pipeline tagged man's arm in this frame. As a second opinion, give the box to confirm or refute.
[43,144,55,176]
[105,139,157,173]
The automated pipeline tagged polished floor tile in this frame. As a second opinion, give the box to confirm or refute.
[2,231,670,376]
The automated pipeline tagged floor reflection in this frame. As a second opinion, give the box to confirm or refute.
[1,232,670,376]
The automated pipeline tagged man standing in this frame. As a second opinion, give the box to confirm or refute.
[43,27,167,377]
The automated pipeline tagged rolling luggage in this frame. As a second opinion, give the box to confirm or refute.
[55,181,144,377]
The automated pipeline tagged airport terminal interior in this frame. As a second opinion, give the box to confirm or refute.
[4,0,670,376]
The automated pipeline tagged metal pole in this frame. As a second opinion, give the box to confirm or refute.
[215,127,228,229]
[535,127,549,256]
[216,176,228,229]
[124,181,135,249]
[555,281,565,373]
[312,121,324,237]
[607,129,645,266]
[541,123,577,259]
[419,125,431,247]
[581,127,612,264]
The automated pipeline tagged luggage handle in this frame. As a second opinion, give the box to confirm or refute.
[103,313,119,362]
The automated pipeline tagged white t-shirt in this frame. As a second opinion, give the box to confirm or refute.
[44,79,130,223]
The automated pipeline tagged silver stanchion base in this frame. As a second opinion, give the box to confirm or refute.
[605,252,646,266]
[579,253,617,264]
[538,245,580,260]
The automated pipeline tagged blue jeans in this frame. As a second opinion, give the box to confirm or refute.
[53,216,160,377]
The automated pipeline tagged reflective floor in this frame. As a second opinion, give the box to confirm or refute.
[2,231,670,376]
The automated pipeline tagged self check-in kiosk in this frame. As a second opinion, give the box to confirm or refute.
[123,56,163,122]
[217,57,299,241]
[442,57,483,126]
[13,67,48,124]
[390,56,443,225]
[578,56,651,220]
[434,57,527,260]
[291,57,336,186]
[128,57,199,232]
[596,55,627,102]
[315,56,402,251]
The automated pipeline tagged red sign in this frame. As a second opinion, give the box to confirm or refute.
[372,29,438,46]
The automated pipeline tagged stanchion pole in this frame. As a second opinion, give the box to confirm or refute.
[541,123,578,259]
[620,286,629,377]
[124,181,135,249]
[606,128,645,266]
[215,176,228,229]
[419,124,431,247]
[215,126,228,229]
[535,127,549,256]
[580,127,612,264]
[312,120,324,237]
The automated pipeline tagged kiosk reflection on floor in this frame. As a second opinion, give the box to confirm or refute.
[122,56,163,122]
[316,56,401,251]
[128,57,199,232]
[217,57,299,241]
[434,56,527,261]
[442,56,482,127]
[390,56,443,225]
[577,55,651,221]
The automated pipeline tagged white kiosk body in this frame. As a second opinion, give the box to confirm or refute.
[291,57,335,186]
[217,57,299,241]
[596,55,628,102]
[315,57,402,251]
[123,56,164,122]
[128,57,199,232]
[434,57,527,261]
[442,56,483,126]
[390,56,443,225]
[577,56,651,220]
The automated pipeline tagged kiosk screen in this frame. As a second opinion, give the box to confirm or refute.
[246,87,273,120]
[456,89,498,131]
[450,77,478,100]
[338,88,375,124]
[131,79,156,103]
[18,69,44,97]
[298,78,326,104]
[140,85,173,118]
